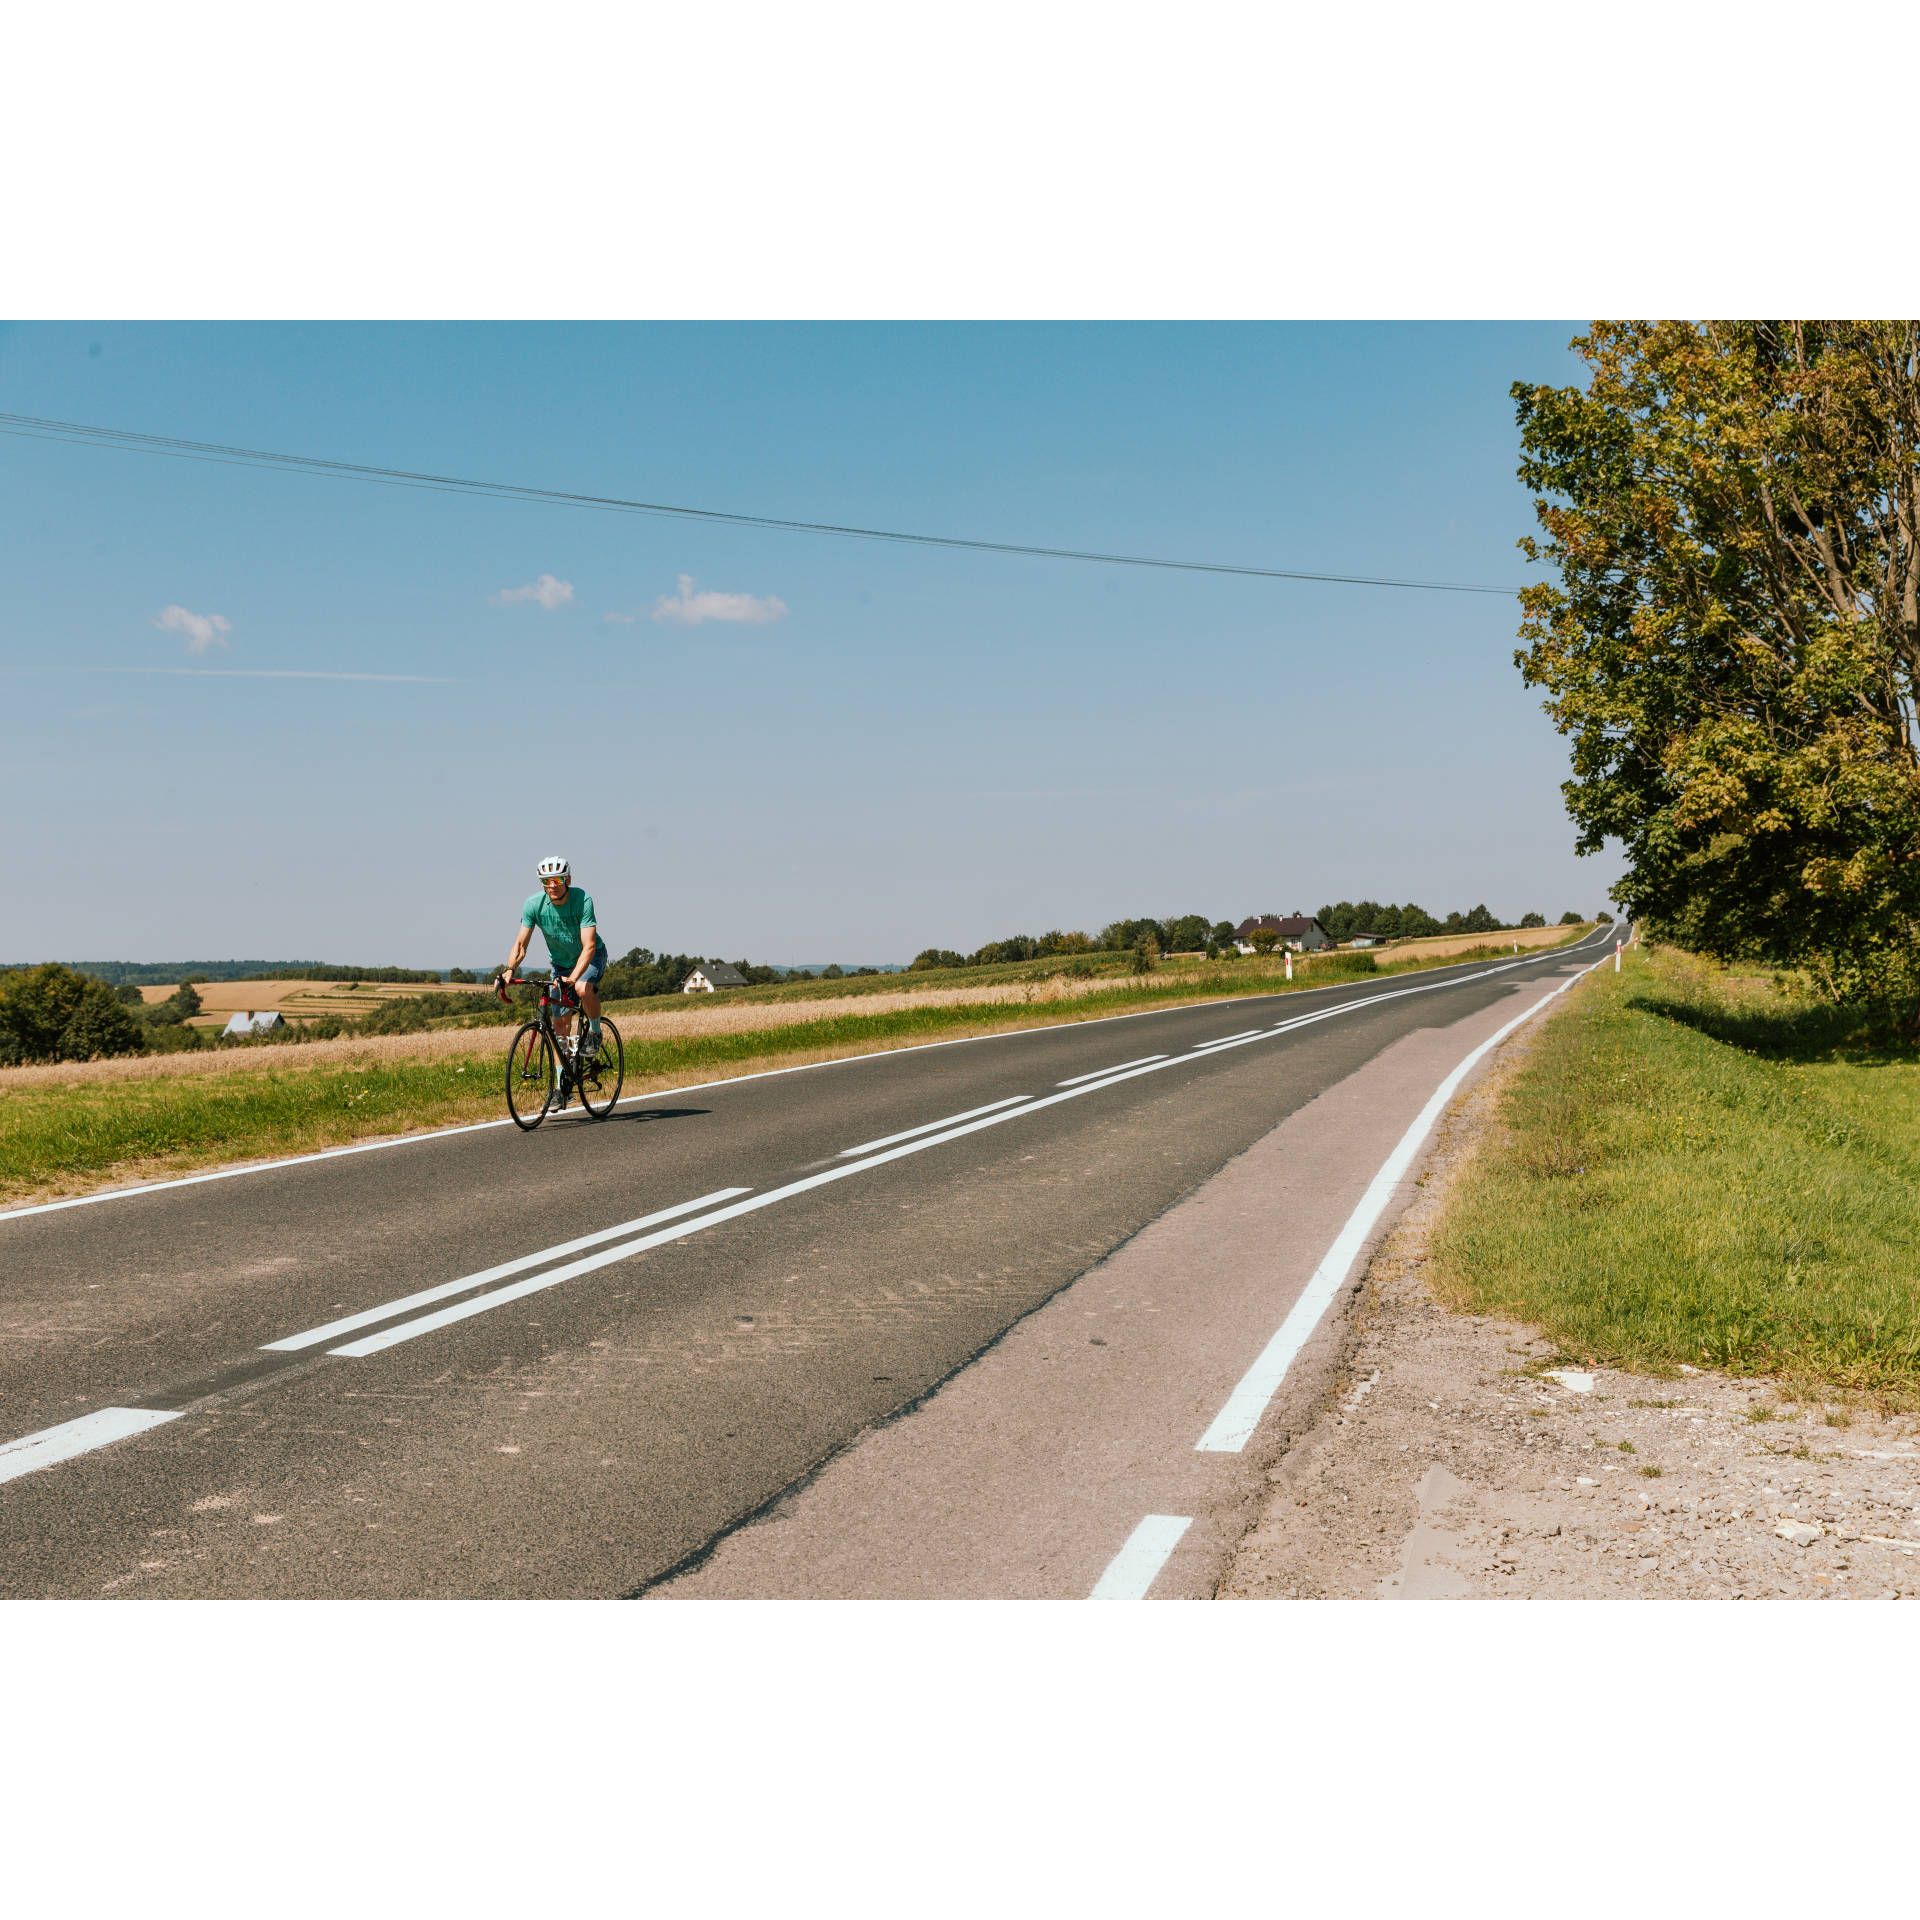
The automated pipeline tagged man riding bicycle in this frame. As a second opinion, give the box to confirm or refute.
[500,857,605,1104]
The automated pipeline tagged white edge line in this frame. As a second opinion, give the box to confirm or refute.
[1,928,1616,1226]
[1089,1514,1193,1599]
[0,1407,182,1485]
[1055,1056,1167,1087]
[260,1186,752,1351]
[838,1096,1032,1157]
[303,940,1626,1361]
[1193,957,1608,1454]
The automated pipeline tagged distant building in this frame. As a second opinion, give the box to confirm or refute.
[1233,914,1331,954]
[221,1010,286,1035]
[1346,931,1386,949]
[682,962,747,993]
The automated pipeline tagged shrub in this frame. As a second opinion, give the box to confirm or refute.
[1520,911,1547,929]
[1310,951,1379,980]
[1559,911,1585,925]
[145,981,203,1027]
[0,964,148,1064]
[356,996,432,1035]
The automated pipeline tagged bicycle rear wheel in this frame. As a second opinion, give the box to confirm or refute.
[506,1021,557,1130]
[580,1017,624,1118]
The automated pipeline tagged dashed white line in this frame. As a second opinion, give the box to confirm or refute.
[1089,1514,1193,1599]
[0,1407,182,1486]
[839,1097,1031,1157]
[1,929,1614,1227]
[302,952,1607,1361]
[1056,1057,1167,1086]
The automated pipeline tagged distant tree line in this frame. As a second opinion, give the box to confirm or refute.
[1315,901,1604,940]
[242,965,446,983]
[592,949,843,999]
[6,960,501,988]
[19,960,474,987]
[904,902,1610,974]
[0,963,528,1064]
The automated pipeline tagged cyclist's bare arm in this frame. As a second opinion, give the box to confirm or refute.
[501,925,533,983]
[570,925,598,983]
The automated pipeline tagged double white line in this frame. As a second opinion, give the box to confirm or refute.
[260,948,1571,1363]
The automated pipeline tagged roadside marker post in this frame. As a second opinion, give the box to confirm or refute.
[1615,940,1621,972]
[1285,950,1293,981]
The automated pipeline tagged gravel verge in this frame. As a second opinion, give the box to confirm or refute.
[1217,1018,1920,1602]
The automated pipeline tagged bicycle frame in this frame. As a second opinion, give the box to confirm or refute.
[498,973,580,1040]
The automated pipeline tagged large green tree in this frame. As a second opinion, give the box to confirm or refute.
[1514,322,1920,1009]
[0,964,148,1065]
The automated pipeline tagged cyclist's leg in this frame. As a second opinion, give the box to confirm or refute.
[579,952,606,1049]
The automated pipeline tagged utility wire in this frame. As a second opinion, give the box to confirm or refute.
[0,408,1517,597]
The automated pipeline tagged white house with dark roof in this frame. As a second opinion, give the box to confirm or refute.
[221,1010,286,1036]
[682,962,747,993]
[1233,914,1332,955]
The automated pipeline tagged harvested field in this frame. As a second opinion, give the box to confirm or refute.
[4,972,1164,1092]
[135,978,494,1027]
[1363,923,1599,963]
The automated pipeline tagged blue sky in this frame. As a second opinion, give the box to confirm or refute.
[1,322,1620,969]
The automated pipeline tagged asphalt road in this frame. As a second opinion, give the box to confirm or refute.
[0,927,1617,1597]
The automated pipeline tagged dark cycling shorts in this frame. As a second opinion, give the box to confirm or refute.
[576,950,606,988]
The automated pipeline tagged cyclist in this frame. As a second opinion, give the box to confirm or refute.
[500,857,606,1104]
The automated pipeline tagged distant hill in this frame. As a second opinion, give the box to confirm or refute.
[3,960,475,986]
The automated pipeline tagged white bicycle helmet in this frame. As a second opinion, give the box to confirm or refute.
[536,855,571,880]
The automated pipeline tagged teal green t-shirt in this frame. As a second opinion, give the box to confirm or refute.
[521,888,600,970]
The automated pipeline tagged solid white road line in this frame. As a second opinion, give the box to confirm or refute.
[1193,959,1606,1454]
[838,1097,1031,1157]
[1055,1057,1167,1086]
[1089,1514,1193,1599]
[0,1407,181,1486]
[261,1187,752,1352]
[1192,1030,1262,1050]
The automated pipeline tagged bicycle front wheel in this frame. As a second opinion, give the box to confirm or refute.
[506,1022,557,1130]
[580,1017,624,1118]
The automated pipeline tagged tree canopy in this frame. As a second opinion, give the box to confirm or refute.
[1514,322,1920,1009]
[0,964,148,1065]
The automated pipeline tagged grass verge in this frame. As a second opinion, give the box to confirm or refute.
[0,929,1593,1206]
[1429,943,1920,1409]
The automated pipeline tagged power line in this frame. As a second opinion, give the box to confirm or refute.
[0,408,1518,598]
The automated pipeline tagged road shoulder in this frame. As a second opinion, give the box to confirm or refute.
[1217,1016,1920,1602]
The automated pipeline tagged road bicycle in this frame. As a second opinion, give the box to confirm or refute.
[495,974,625,1130]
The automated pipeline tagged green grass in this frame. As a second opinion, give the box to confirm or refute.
[1431,943,1920,1407]
[0,1055,503,1196]
[0,926,1594,1202]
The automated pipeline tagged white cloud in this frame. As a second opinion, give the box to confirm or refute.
[497,574,573,610]
[649,575,789,627]
[603,610,638,624]
[153,604,232,655]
